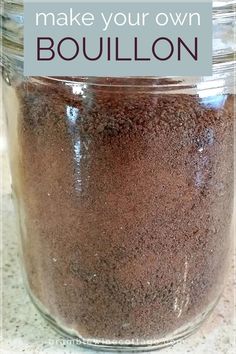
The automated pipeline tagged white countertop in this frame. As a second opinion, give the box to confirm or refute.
[1,91,235,354]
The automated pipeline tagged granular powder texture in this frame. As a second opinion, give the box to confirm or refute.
[10,79,234,343]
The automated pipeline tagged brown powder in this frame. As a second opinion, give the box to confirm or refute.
[10,79,234,343]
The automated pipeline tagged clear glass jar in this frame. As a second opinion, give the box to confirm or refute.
[1,0,235,351]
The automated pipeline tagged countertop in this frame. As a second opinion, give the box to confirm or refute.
[0,91,235,354]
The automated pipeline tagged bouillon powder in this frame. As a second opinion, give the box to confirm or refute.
[10,78,233,342]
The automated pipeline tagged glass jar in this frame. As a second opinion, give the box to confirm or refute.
[2,0,235,351]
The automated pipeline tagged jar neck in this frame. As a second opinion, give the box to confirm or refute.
[1,0,236,90]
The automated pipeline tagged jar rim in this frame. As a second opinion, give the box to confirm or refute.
[21,67,234,97]
[1,0,236,88]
